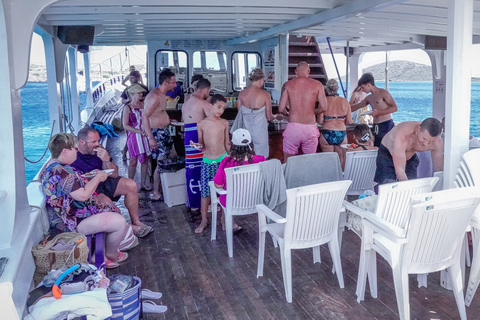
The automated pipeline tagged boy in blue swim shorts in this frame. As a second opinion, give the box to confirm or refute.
[190,94,230,234]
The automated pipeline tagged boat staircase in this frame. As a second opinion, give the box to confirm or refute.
[288,36,328,85]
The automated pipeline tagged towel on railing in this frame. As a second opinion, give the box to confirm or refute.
[260,159,287,217]
[92,121,119,138]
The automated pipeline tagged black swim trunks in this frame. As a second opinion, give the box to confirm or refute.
[374,144,419,185]
[96,176,122,202]
[373,119,395,147]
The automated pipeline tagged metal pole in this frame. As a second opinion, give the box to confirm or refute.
[326,37,346,97]
[346,40,350,97]
[385,51,389,90]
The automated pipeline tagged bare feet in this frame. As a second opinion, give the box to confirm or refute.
[195,221,208,234]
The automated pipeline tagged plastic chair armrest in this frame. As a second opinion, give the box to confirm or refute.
[343,200,372,219]
[256,204,287,224]
[362,215,407,242]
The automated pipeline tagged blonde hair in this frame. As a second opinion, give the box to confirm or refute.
[48,133,77,158]
[248,68,264,82]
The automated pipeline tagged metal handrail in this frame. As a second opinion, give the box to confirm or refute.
[326,37,347,98]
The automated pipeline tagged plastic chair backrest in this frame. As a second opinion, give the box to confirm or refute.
[432,171,444,191]
[375,177,439,229]
[283,180,351,249]
[462,148,480,186]
[284,152,342,189]
[405,188,480,273]
[224,163,264,215]
[343,150,378,195]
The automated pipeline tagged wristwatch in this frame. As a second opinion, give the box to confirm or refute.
[106,157,113,163]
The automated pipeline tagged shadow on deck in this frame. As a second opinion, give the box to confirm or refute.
[107,130,480,320]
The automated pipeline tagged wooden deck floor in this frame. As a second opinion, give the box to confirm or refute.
[107,130,480,320]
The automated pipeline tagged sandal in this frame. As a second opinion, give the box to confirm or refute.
[142,300,167,313]
[133,225,153,238]
[119,227,139,251]
[105,252,128,269]
[142,289,162,300]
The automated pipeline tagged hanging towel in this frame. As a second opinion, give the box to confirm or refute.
[259,159,287,217]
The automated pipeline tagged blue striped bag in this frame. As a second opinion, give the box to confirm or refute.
[107,276,142,320]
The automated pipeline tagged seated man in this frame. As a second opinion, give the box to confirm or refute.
[71,127,153,238]
[374,118,443,189]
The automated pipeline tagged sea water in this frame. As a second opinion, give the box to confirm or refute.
[21,81,480,183]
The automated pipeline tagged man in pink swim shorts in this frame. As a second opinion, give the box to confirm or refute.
[282,122,320,155]
[279,62,327,160]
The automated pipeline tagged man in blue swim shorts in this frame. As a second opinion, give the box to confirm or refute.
[351,73,398,147]
[143,68,178,201]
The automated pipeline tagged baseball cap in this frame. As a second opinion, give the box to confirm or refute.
[127,83,146,94]
[231,128,252,146]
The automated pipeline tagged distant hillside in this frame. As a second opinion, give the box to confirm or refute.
[362,61,432,82]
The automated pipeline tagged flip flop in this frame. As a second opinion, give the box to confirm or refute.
[143,300,167,313]
[142,289,162,300]
[150,195,164,202]
[134,225,153,238]
[105,252,128,269]
[233,225,243,235]
[140,187,153,192]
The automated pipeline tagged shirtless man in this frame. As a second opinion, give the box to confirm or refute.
[374,118,443,188]
[181,78,212,212]
[351,73,398,147]
[236,68,282,158]
[278,61,327,161]
[143,68,178,201]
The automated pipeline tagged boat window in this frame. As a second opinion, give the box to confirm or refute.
[232,52,261,91]
[193,51,227,92]
[155,50,188,87]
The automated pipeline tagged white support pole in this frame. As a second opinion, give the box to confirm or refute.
[83,52,94,111]
[0,4,17,247]
[41,33,62,135]
[426,50,446,120]
[444,0,473,190]
[68,47,80,133]
[349,53,362,97]
[278,33,289,86]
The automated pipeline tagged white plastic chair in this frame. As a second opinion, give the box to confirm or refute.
[343,150,378,197]
[352,187,480,320]
[283,152,342,189]
[209,163,264,257]
[458,148,480,306]
[256,180,351,303]
[283,152,346,263]
[343,177,439,299]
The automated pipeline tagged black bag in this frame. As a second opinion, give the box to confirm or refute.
[157,156,185,172]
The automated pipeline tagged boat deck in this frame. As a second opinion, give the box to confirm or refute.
[107,130,480,320]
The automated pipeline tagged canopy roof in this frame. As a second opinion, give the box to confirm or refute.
[38,0,480,51]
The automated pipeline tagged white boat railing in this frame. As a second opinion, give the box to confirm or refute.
[92,75,125,105]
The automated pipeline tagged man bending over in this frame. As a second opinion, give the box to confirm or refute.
[374,118,443,187]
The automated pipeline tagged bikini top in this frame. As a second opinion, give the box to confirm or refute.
[324,115,346,120]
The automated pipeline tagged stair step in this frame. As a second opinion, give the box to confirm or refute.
[289,42,318,46]
[288,52,320,57]
[289,63,324,68]
[288,74,328,79]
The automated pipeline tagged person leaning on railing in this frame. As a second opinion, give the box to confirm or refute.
[40,133,130,268]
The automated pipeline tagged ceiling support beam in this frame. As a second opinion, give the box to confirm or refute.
[226,0,407,45]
